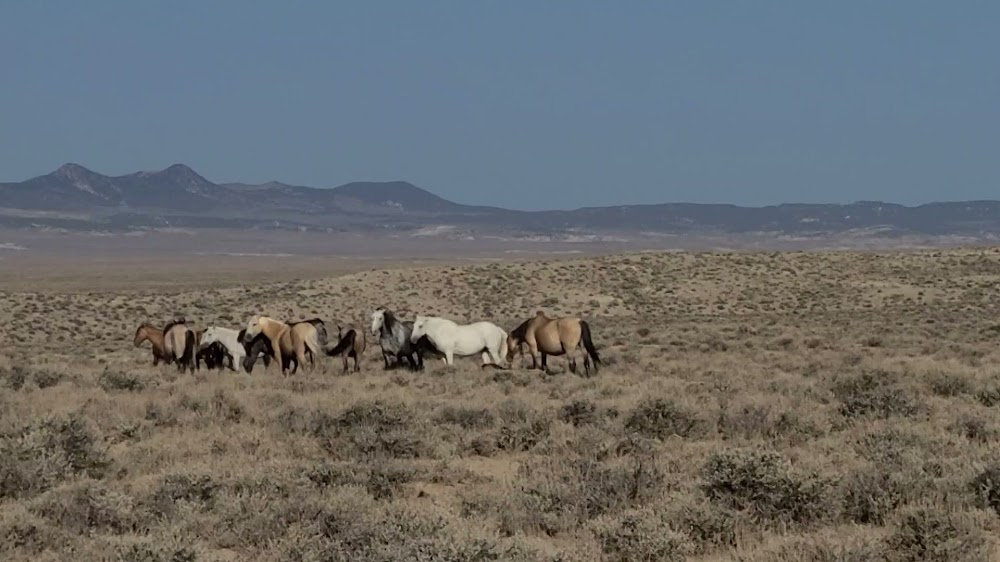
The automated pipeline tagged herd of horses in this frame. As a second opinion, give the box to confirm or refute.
[132,308,603,377]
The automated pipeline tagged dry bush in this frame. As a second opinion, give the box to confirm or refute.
[624,398,711,440]
[885,507,991,562]
[701,448,837,526]
[0,414,110,500]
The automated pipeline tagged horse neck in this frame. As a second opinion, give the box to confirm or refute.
[510,319,531,342]
[144,327,165,348]
[260,318,287,338]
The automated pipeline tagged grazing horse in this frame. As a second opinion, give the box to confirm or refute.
[370,307,442,371]
[506,311,601,376]
[409,315,508,369]
[163,319,198,374]
[326,323,367,373]
[199,326,247,373]
[134,324,169,366]
[240,330,278,374]
[242,316,321,375]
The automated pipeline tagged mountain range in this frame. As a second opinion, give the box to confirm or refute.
[3,163,1000,239]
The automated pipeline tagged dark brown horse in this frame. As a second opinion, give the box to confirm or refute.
[326,323,367,373]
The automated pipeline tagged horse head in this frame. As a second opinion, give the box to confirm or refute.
[133,324,150,347]
[243,316,263,343]
[409,316,429,344]
[201,326,219,348]
[505,334,524,363]
[371,308,387,336]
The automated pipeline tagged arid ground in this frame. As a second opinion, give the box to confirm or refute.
[3,247,1000,561]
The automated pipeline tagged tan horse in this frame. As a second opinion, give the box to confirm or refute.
[506,311,602,376]
[163,319,198,374]
[242,316,322,375]
[325,322,367,373]
[133,323,169,366]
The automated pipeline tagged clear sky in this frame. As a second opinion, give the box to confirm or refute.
[1,2,997,210]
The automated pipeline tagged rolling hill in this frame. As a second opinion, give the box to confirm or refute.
[3,163,1000,239]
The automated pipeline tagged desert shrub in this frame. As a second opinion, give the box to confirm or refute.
[147,473,218,518]
[593,508,693,562]
[305,462,366,488]
[833,371,922,420]
[0,507,61,556]
[463,435,499,457]
[885,508,989,562]
[840,466,908,524]
[98,370,147,392]
[144,401,178,427]
[969,464,1000,516]
[510,453,664,536]
[366,464,417,500]
[624,398,711,440]
[30,480,135,535]
[951,415,996,443]
[495,401,552,453]
[0,366,29,390]
[31,369,64,389]
[559,399,601,427]
[662,497,740,554]
[436,405,495,429]
[701,448,836,526]
[731,531,886,562]
[976,385,1000,407]
[116,541,198,562]
[855,428,926,467]
[302,498,537,562]
[0,414,110,500]
[926,371,974,397]
[304,400,428,459]
[717,403,821,445]
[209,389,245,423]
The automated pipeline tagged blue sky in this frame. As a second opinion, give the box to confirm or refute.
[1,2,997,210]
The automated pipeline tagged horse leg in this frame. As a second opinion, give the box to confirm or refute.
[341,351,349,374]
[540,352,549,373]
[354,352,362,372]
[444,350,454,366]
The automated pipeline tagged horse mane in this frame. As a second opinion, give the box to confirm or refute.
[381,309,399,331]
[509,318,531,342]
[162,317,186,334]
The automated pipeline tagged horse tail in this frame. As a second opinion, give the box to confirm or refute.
[326,329,356,357]
[184,330,197,371]
[303,327,321,358]
[580,320,601,368]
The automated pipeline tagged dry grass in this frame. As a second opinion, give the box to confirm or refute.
[3,247,1000,560]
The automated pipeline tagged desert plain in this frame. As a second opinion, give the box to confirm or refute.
[3,241,1000,561]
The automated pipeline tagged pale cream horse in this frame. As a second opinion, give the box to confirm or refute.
[242,316,322,375]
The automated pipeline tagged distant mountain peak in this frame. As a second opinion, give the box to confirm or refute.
[54,162,95,179]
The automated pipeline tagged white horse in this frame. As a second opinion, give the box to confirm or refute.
[199,326,246,373]
[409,315,508,368]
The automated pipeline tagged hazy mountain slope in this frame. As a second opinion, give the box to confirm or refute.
[3,163,1000,236]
